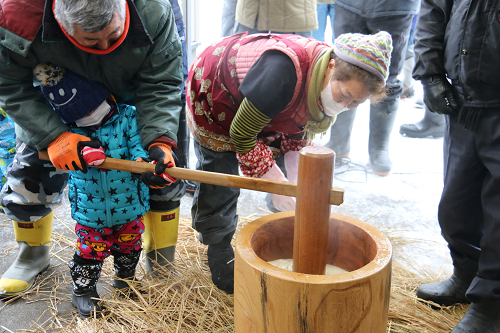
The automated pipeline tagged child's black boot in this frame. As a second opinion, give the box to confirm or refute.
[112,250,141,296]
[68,256,104,317]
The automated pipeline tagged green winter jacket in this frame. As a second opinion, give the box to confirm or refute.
[0,0,183,150]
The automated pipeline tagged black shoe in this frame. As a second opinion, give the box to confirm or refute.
[71,288,104,317]
[416,271,474,306]
[400,108,445,138]
[207,234,235,294]
[451,299,500,333]
[184,180,198,194]
[400,121,444,138]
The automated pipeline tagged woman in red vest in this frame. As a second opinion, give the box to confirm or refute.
[186,31,392,294]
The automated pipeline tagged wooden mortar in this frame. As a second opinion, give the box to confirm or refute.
[234,212,392,333]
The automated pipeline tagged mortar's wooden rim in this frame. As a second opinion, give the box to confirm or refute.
[235,211,392,284]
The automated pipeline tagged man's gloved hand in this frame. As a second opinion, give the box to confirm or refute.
[421,75,459,115]
[47,131,101,173]
[261,163,296,212]
[81,146,106,166]
[140,142,176,189]
[284,151,300,183]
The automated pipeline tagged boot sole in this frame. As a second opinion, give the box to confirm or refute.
[369,160,392,177]
[71,296,105,317]
[399,127,444,139]
[374,170,391,177]
[0,264,50,299]
[71,302,102,318]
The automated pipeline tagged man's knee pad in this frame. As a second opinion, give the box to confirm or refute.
[13,212,53,246]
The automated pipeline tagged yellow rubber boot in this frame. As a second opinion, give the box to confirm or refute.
[142,208,179,275]
[0,212,53,299]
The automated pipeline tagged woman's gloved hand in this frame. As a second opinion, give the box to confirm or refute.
[284,151,300,183]
[261,163,296,212]
[421,75,459,115]
[47,131,101,173]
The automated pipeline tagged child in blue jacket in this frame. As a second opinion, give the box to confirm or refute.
[34,63,155,317]
[0,108,15,192]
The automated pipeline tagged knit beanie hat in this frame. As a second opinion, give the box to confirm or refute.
[33,63,111,124]
[333,31,393,83]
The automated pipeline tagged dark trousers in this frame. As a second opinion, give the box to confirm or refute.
[191,141,239,245]
[440,109,500,301]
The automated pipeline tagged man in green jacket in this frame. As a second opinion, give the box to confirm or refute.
[0,0,185,299]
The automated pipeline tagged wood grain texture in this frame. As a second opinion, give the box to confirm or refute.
[234,212,392,333]
[293,146,335,275]
[38,150,344,205]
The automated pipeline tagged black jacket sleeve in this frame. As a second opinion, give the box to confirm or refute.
[412,0,454,80]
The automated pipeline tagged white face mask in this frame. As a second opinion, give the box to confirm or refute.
[320,80,350,116]
[75,101,111,127]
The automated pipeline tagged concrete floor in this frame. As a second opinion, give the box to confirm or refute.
[0,88,452,331]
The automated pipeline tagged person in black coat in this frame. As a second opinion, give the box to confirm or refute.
[413,0,500,332]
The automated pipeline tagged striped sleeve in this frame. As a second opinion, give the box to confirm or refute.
[230,98,271,154]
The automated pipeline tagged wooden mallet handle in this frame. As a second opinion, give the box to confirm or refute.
[38,150,344,205]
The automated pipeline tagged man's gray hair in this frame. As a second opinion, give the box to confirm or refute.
[54,0,126,35]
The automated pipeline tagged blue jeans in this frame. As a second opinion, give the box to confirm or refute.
[312,4,335,43]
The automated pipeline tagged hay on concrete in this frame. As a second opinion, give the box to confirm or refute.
[388,258,466,333]
[0,214,469,333]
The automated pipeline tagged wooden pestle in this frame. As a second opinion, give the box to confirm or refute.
[293,146,335,275]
